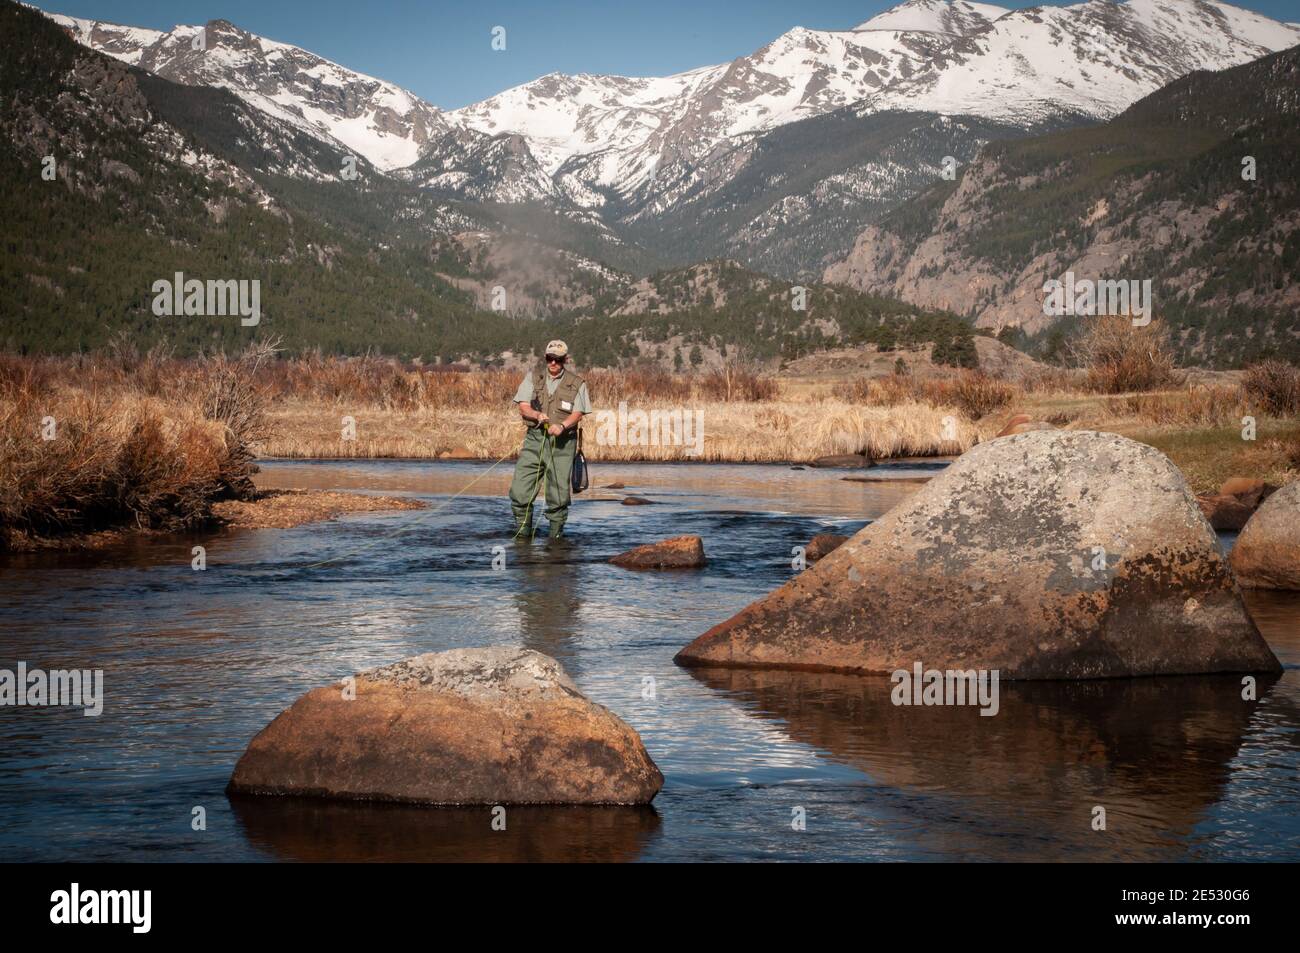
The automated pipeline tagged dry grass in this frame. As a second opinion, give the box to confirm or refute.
[0,387,230,545]
[5,349,1299,527]
[1103,385,1248,427]
[0,345,272,549]
[832,371,1021,420]
[260,398,979,462]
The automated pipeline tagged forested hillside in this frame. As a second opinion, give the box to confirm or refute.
[825,44,1300,366]
[0,0,983,368]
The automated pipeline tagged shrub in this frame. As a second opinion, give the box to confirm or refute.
[201,341,277,499]
[832,370,1020,419]
[1242,359,1300,416]
[1073,316,1180,393]
[697,364,779,402]
[945,371,1020,420]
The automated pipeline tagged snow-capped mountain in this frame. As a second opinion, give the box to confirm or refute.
[46,13,452,170]
[449,19,973,204]
[853,0,1300,125]
[45,0,1300,194]
[38,0,1300,276]
[852,0,1009,33]
[452,0,1300,209]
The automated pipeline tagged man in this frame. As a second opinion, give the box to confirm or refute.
[508,340,591,539]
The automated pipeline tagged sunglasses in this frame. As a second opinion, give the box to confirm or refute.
[545,355,565,364]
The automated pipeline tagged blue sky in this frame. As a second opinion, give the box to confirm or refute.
[35,0,1300,109]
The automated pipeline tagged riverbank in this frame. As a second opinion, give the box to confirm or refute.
[256,388,1300,493]
[4,489,424,552]
[4,348,1298,550]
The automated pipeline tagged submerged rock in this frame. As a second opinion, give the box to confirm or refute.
[1197,493,1255,531]
[676,430,1279,679]
[611,535,706,569]
[228,647,663,805]
[1199,478,1277,530]
[621,496,655,506]
[804,533,849,563]
[810,454,873,468]
[1230,481,1300,590]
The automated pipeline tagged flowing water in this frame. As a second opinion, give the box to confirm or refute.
[1,459,1297,862]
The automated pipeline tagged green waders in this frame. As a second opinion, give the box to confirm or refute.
[509,426,578,538]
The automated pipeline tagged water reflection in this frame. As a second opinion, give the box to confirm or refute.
[3,459,1298,862]
[230,796,661,862]
[685,667,1284,860]
[511,539,586,668]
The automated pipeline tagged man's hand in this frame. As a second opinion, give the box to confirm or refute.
[547,423,564,437]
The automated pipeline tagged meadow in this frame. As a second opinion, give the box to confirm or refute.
[3,321,1298,549]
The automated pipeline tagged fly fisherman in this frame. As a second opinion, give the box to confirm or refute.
[508,340,591,539]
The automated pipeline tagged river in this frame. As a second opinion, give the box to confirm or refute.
[1,459,1297,861]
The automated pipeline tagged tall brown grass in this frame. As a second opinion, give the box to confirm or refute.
[1104,385,1247,427]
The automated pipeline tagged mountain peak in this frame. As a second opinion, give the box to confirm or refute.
[853,0,1010,35]
[42,9,451,170]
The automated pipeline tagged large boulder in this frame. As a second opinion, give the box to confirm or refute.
[228,648,663,805]
[611,535,706,569]
[676,430,1279,679]
[1230,481,1300,589]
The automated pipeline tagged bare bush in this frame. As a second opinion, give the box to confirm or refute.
[200,339,278,500]
[1073,316,1181,393]
[833,371,1021,419]
[697,363,779,402]
[1243,359,1300,416]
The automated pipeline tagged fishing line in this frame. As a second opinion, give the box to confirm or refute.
[295,426,562,569]
[294,448,516,570]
